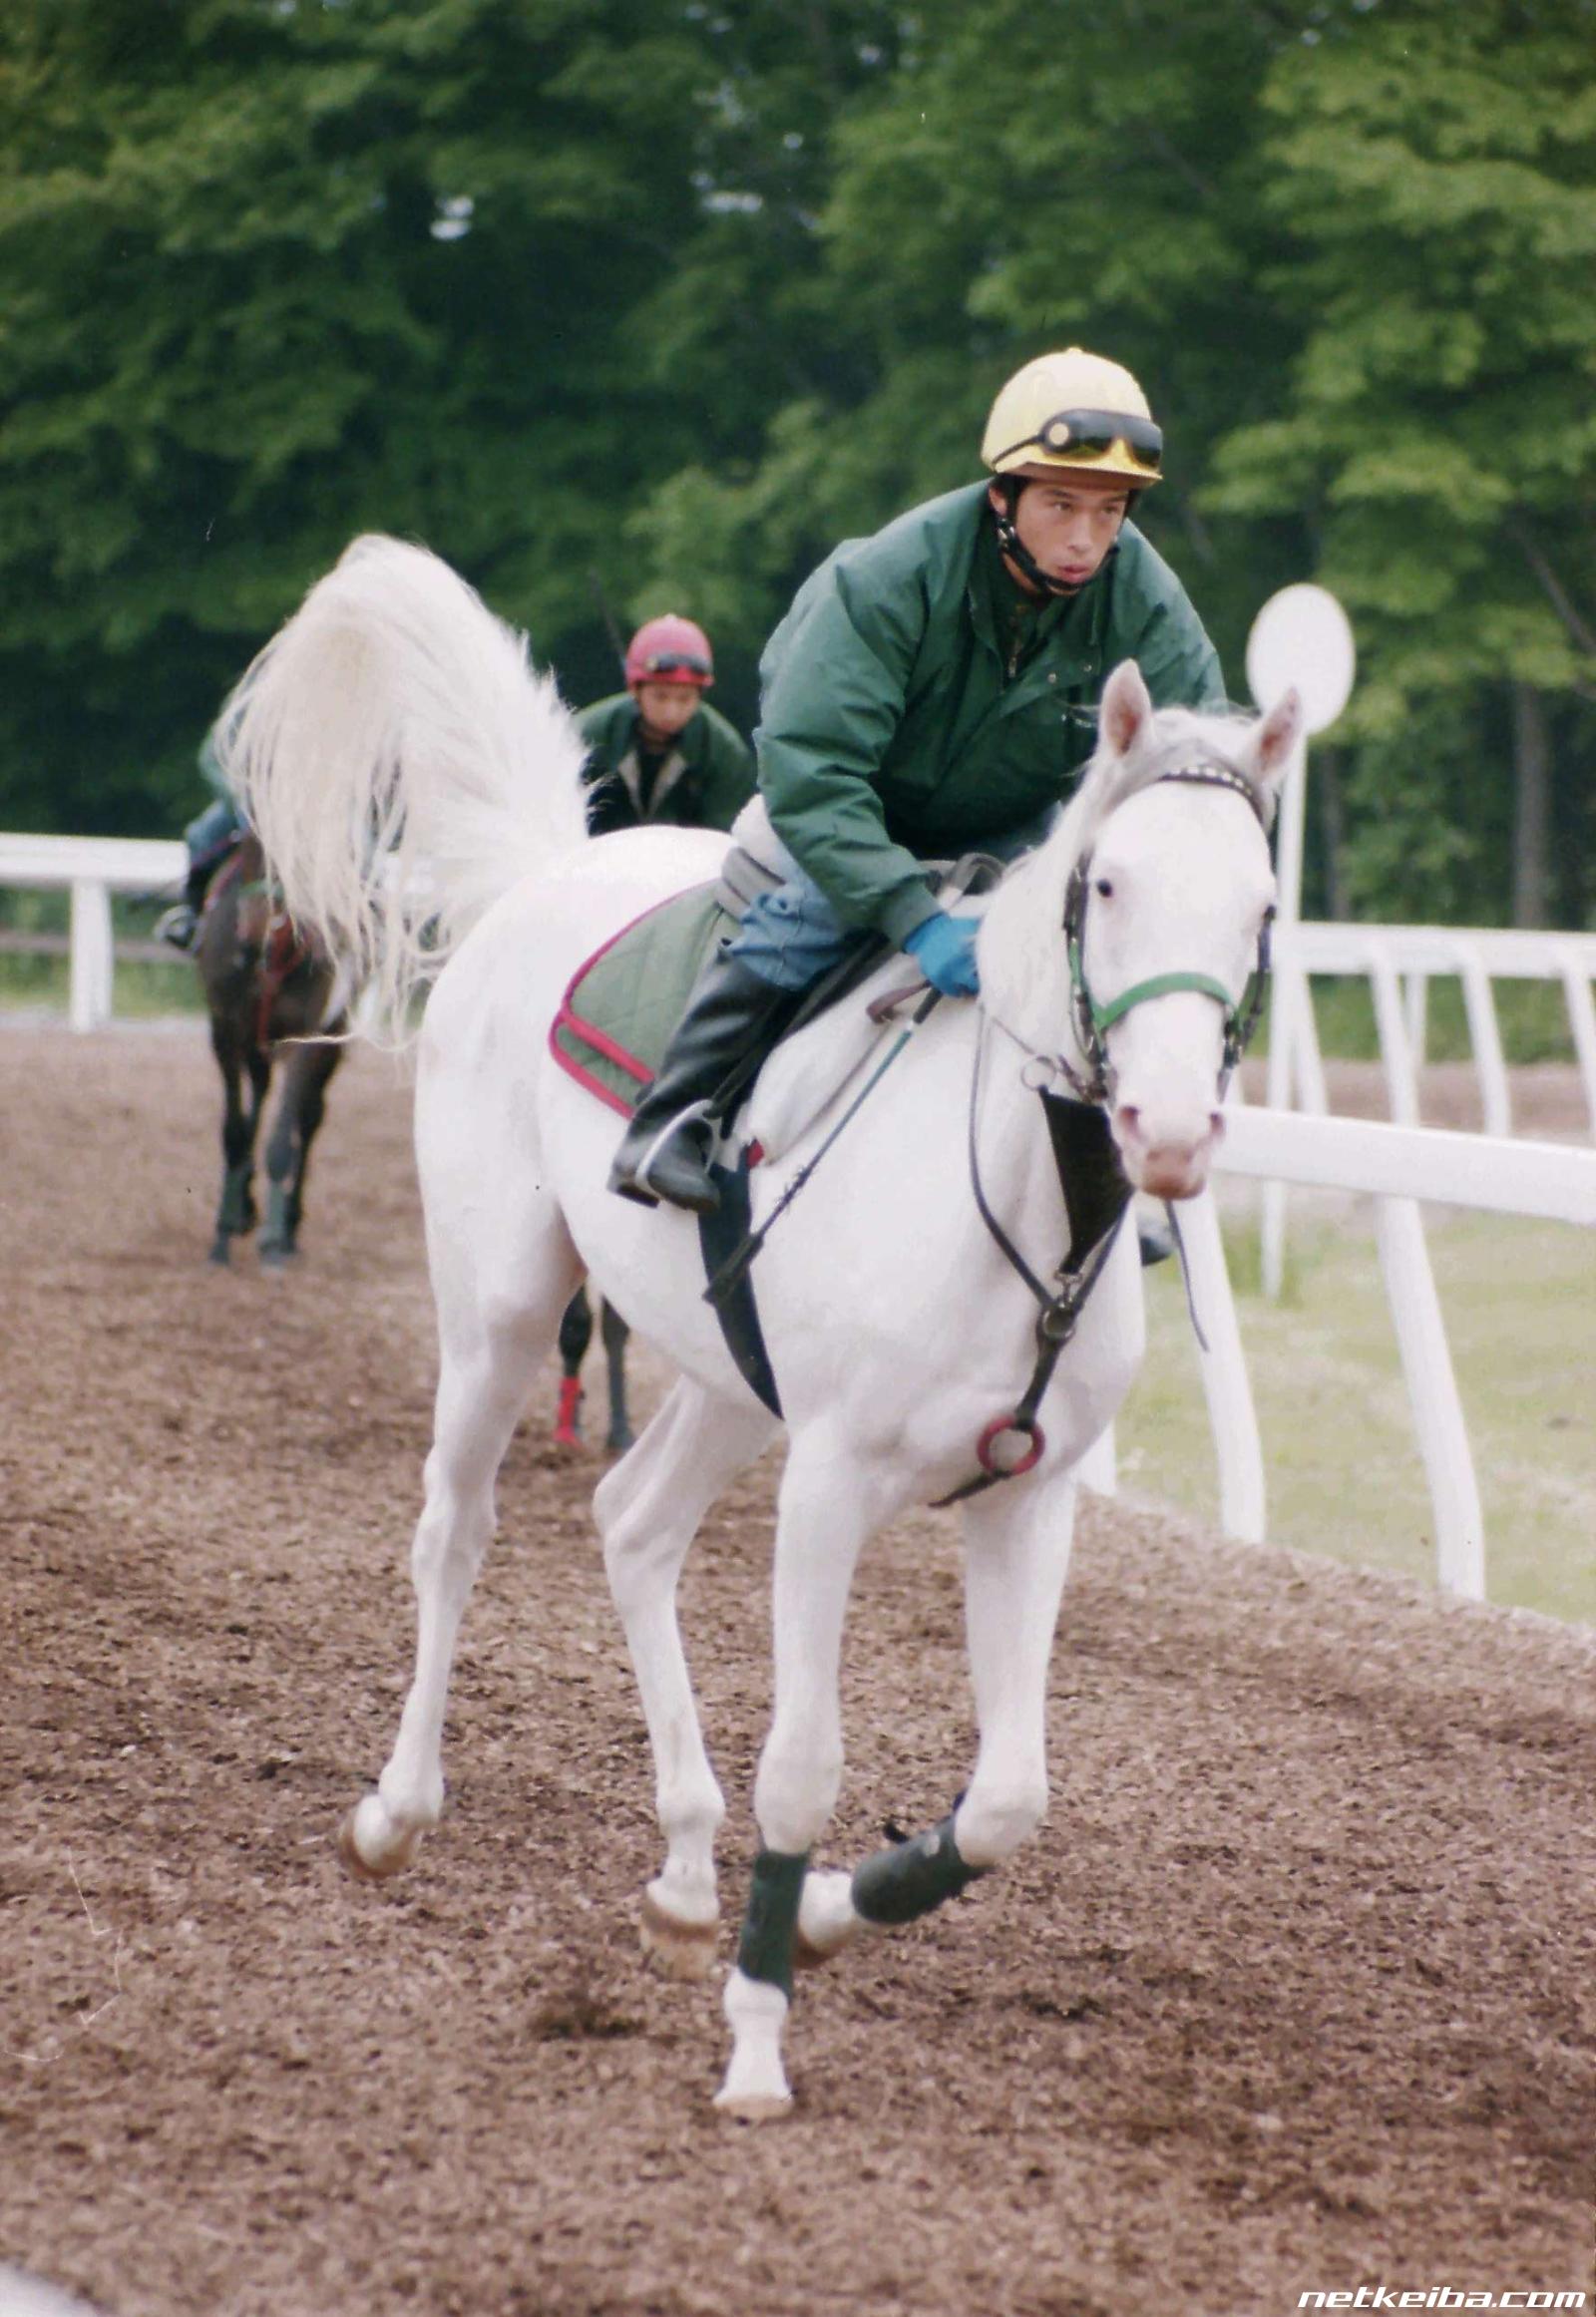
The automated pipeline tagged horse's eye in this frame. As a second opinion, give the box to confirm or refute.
[1094,877,1114,900]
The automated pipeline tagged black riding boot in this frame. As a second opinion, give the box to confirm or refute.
[156,861,213,953]
[607,950,800,1215]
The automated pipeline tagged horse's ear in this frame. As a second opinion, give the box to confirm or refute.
[1253,687,1304,790]
[1099,659,1154,758]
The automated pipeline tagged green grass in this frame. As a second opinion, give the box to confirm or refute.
[1259,973,1580,1065]
[0,888,203,1016]
[1119,1201,1596,1625]
[0,952,204,1016]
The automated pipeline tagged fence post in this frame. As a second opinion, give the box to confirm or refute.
[1403,970,1427,1065]
[69,879,114,1033]
[1366,939,1421,1127]
[1454,948,1510,1138]
[1181,1187,1267,1542]
[1555,946,1596,1135]
[1260,728,1309,1302]
[1374,1197,1485,1599]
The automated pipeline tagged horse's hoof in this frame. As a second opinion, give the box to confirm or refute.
[713,2086,794,2123]
[207,1243,230,1267]
[336,1802,419,1883]
[604,1427,636,1456]
[639,1888,719,1980]
[258,1244,294,1273]
[552,1427,586,1454]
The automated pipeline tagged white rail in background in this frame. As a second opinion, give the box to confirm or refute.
[0,834,187,1031]
[1088,1110,1596,1606]
[1258,920,1596,1302]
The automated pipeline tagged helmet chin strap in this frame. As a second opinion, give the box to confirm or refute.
[993,478,1074,597]
[991,476,1126,600]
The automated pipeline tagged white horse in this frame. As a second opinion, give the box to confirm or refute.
[224,537,1298,2119]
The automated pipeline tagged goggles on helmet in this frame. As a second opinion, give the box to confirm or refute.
[637,650,711,679]
[990,407,1163,477]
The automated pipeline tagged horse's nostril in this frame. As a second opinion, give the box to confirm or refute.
[1115,1104,1142,1143]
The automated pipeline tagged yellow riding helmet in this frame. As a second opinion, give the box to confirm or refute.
[982,349,1163,486]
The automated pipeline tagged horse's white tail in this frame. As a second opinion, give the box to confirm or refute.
[219,535,589,1041]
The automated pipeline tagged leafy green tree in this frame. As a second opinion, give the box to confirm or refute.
[0,0,878,827]
[1205,0,1596,924]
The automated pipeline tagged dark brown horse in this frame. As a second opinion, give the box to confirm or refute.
[194,833,348,1267]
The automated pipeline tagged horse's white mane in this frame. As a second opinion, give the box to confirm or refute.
[976,702,1276,1043]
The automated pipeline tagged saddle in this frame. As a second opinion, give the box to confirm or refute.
[549,803,994,1141]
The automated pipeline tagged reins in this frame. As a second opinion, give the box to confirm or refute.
[703,755,1275,1501]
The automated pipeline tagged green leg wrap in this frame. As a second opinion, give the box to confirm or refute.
[851,1812,987,1928]
[734,1848,810,1999]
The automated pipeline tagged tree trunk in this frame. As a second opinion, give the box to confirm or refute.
[1510,681,1551,928]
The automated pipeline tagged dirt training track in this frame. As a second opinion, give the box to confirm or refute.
[4,1024,1592,2317]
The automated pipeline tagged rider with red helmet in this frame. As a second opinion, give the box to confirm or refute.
[558,614,758,1446]
[578,614,755,838]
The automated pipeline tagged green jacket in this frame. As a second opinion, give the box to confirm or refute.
[755,481,1225,945]
[577,693,755,837]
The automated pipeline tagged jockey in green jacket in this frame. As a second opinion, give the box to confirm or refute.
[608,346,1226,1216]
[579,615,755,837]
[558,615,757,1448]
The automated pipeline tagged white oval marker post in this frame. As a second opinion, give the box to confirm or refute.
[1244,585,1356,1299]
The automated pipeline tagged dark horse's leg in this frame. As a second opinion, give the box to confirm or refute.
[258,1031,344,1267]
[554,1287,593,1445]
[208,1020,267,1266]
[600,1299,634,1453]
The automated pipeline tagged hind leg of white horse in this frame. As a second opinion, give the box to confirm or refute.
[593,1379,775,1976]
[340,1200,583,1880]
[718,1430,898,2119]
[795,1469,1079,1966]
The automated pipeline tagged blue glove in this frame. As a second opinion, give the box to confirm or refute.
[903,911,982,996]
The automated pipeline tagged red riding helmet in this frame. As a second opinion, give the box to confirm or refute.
[624,614,714,688]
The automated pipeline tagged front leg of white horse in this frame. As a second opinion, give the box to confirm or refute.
[596,1382,776,1977]
[792,1468,1079,1959]
[953,1469,1077,1864]
[718,1433,895,2119]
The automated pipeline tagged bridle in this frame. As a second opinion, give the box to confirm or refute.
[941,756,1276,1504]
[1058,760,1275,1105]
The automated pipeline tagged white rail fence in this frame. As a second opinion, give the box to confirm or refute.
[1259,922,1596,1302]
[6,832,1593,1605]
[0,833,187,1032]
[1085,1108,1595,1606]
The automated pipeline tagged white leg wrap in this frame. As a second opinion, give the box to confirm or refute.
[714,1969,793,2120]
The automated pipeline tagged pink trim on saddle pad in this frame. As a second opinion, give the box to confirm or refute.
[548,893,682,1118]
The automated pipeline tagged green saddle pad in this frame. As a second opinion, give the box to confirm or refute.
[549,883,732,1117]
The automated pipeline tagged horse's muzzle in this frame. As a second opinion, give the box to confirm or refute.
[1110,1102,1225,1201]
